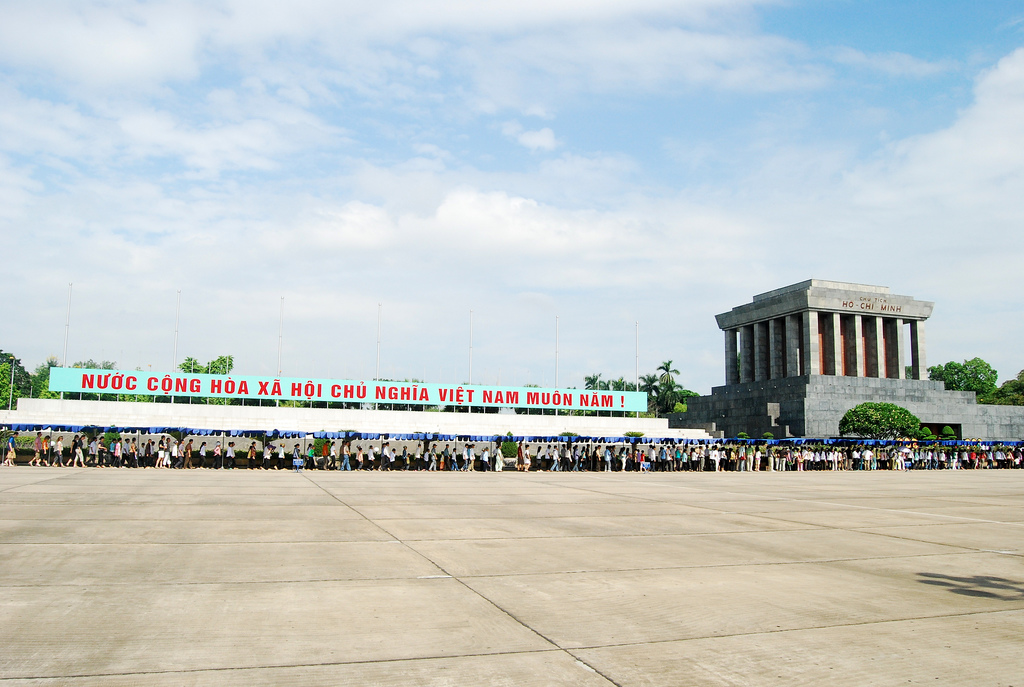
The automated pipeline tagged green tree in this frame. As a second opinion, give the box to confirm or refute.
[983,369,1024,406]
[70,359,117,401]
[928,358,998,397]
[839,402,921,440]
[639,373,660,413]
[657,360,679,388]
[0,350,32,408]
[584,373,605,390]
[31,357,61,400]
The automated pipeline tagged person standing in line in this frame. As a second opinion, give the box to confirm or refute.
[602,445,611,472]
[355,445,364,470]
[182,440,193,469]
[4,431,18,466]
[29,432,43,466]
[275,442,286,470]
[291,443,302,471]
[495,443,503,472]
[480,445,490,472]
[128,438,138,468]
[196,441,206,468]
[427,444,437,471]
[328,441,337,470]
[169,439,180,468]
[111,437,122,468]
[87,436,97,467]
[52,435,64,467]
[262,442,272,470]
[71,435,86,467]
[224,442,235,469]
[340,442,351,471]
[444,444,455,471]
[212,441,222,469]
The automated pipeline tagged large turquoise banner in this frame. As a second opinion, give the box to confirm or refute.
[49,368,648,412]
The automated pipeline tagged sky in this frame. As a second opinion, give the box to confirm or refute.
[1,0,1023,393]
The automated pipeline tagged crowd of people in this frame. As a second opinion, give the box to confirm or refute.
[4,430,1023,471]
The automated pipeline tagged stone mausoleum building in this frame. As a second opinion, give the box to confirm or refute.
[673,280,1024,441]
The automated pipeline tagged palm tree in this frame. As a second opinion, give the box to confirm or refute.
[639,374,660,414]
[656,379,682,416]
[584,373,602,390]
[657,360,679,388]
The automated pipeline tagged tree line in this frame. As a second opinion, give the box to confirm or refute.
[585,360,699,417]
[928,357,1024,405]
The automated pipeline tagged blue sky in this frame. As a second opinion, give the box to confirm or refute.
[1,0,1023,393]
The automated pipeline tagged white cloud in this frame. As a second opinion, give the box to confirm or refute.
[516,128,559,151]
[832,47,953,78]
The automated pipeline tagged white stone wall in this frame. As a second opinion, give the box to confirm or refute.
[1,399,710,439]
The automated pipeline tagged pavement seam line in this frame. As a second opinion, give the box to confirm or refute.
[301,473,623,686]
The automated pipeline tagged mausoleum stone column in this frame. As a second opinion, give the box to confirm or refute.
[740,325,754,383]
[828,312,843,376]
[753,322,768,382]
[910,320,927,380]
[866,316,884,378]
[849,315,864,377]
[769,318,784,380]
[895,318,906,379]
[786,314,801,377]
[802,311,820,376]
[724,329,739,385]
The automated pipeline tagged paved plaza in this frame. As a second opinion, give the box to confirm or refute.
[1,468,1023,686]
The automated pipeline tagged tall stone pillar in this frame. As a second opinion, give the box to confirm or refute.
[740,325,754,383]
[865,316,884,378]
[753,322,768,382]
[827,312,843,376]
[910,320,927,380]
[786,314,801,377]
[802,311,820,376]
[850,315,864,377]
[895,318,906,379]
[724,329,739,386]
[769,318,784,380]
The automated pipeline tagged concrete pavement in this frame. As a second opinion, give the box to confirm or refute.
[1,468,1022,685]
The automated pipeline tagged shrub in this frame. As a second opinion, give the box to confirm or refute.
[839,402,920,440]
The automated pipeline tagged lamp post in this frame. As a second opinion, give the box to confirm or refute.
[171,290,180,405]
[635,321,639,419]
[7,353,15,411]
[277,296,284,376]
[375,303,382,410]
[61,282,72,400]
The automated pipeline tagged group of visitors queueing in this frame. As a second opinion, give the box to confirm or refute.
[4,431,1023,471]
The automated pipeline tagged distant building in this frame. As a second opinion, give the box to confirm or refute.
[672,280,1024,440]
